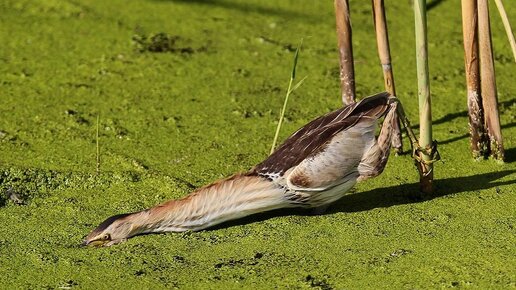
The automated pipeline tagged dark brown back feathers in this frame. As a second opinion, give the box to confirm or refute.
[250,92,391,178]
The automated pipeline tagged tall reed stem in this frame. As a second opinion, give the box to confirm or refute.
[414,0,433,193]
[494,0,516,63]
[372,0,403,154]
[334,0,356,106]
[461,0,488,158]
[478,0,504,161]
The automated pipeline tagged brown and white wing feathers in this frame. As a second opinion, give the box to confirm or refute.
[250,92,391,186]
[286,117,377,191]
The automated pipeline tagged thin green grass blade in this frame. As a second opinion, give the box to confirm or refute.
[270,40,306,155]
[96,114,100,175]
[291,42,301,79]
[289,76,308,94]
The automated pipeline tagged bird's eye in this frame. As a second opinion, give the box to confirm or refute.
[103,234,110,240]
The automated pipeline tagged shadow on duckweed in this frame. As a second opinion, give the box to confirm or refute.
[333,170,515,213]
[209,170,515,230]
[407,99,516,149]
[151,0,316,20]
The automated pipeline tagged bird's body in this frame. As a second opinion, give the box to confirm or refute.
[84,92,399,247]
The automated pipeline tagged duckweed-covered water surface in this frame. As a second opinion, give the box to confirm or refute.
[1,0,515,288]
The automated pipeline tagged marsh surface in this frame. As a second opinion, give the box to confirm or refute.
[0,0,515,288]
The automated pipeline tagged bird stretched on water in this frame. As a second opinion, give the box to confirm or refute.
[83,92,400,247]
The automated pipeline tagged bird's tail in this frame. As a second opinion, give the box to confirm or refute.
[357,100,398,181]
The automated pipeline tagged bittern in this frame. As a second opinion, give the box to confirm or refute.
[84,92,401,247]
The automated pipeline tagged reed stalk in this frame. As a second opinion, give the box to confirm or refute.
[334,0,356,106]
[478,0,504,161]
[494,0,516,63]
[372,0,403,154]
[461,0,488,158]
[413,0,433,193]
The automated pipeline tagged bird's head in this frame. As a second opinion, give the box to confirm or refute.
[82,213,136,247]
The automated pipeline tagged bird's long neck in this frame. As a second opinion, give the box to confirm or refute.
[128,174,289,234]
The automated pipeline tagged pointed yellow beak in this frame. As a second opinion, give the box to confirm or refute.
[81,239,109,247]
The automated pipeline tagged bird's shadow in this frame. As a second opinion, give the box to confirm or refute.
[150,0,315,20]
[209,170,515,231]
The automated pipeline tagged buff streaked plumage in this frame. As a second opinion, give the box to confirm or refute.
[83,92,399,247]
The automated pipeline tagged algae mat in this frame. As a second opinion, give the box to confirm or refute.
[1,0,515,288]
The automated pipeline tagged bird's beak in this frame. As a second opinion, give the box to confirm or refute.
[81,238,127,247]
[81,239,109,247]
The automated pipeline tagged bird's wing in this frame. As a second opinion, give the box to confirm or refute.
[250,92,391,182]
[285,116,377,191]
